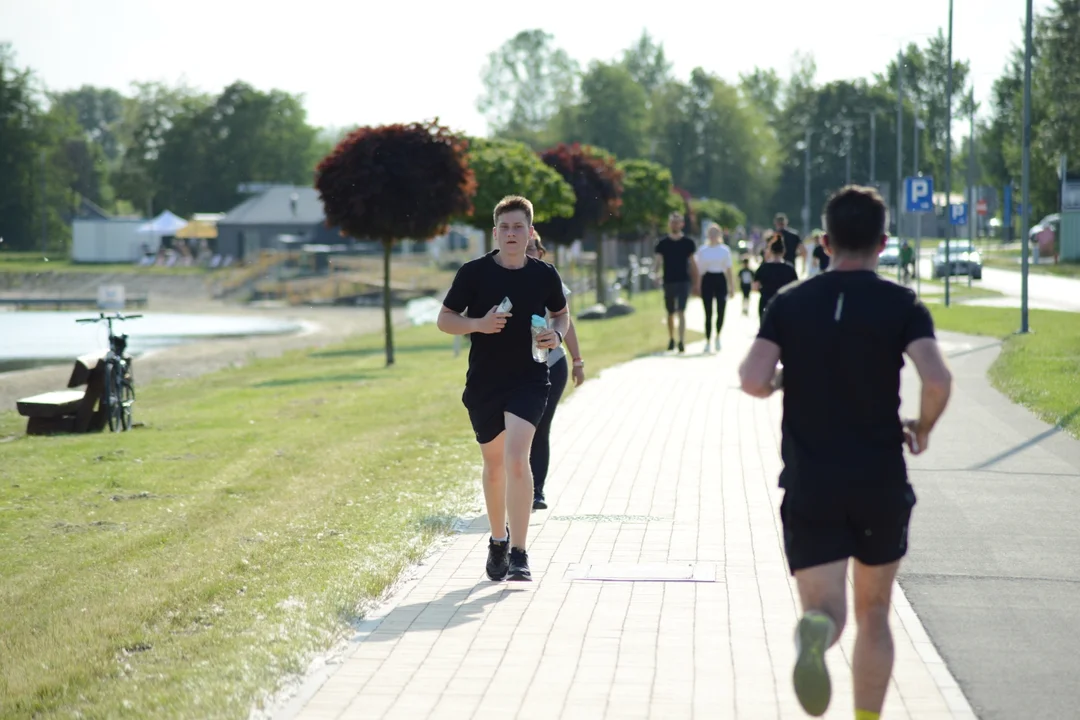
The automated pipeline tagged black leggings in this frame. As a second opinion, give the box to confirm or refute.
[530,355,568,497]
[701,273,729,339]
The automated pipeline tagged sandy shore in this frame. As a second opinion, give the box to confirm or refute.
[0,301,407,413]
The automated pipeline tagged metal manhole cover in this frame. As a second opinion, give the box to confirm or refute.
[549,514,668,523]
[564,562,716,582]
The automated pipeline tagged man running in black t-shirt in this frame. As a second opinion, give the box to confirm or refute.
[773,212,808,274]
[438,195,570,583]
[738,186,953,719]
[653,211,699,353]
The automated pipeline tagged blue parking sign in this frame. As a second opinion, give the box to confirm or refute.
[905,176,934,213]
[949,203,968,225]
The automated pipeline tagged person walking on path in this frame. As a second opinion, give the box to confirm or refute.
[695,225,735,352]
[753,236,799,322]
[653,211,700,353]
[526,231,585,510]
[774,212,808,274]
[437,195,570,583]
[738,257,754,316]
[737,185,954,718]
[811,231,831,276]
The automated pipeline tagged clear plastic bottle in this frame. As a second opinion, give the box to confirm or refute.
[530,315,548,363]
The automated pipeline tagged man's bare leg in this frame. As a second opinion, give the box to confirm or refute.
[503,413,536,550]
[667,312,675,341]
[851,560,901,717]
[792,559,849,716]
[677,310,686,345]
[479,433,506,539]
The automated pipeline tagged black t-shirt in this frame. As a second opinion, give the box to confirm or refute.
[813,244,830,271]
[776,227,801,265]
[758,270,936,490]
[738,268,754,287]
[443,252,567,391]
[754,261,799,311]
[654,235,697,283]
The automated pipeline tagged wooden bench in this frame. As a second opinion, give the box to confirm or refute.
[16,350,109,435]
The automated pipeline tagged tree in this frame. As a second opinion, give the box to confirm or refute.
[316,121,476,366]
[464,137,575,253]
[1032,0,1080,216]
[51,85,126,162]
[621,31,673,99]
[614,159,680,239]
[477,30,578,146]
[690,198,746,232]
[740,67,784,125]
[534,143,623,305]
[550,61,648,160]
[150,81,319,214]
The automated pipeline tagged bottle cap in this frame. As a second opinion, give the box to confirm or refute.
[531,315,547,327]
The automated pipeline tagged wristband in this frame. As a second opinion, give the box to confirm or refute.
[573,359,584,367]
[555,330,564,345]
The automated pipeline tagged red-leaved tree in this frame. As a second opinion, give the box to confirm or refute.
[534,143,623,305]
[315,120,476,366]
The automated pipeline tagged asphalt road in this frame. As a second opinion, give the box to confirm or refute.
[899,332,1080,719]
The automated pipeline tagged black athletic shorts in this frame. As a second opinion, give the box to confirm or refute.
[740,283,752,299]
[663,281,691,313]
[462,383,549,445]
[779,482,916,575]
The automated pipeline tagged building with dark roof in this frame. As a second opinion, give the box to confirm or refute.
[215,185,343,260]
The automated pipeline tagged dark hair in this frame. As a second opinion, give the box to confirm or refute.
[768,238,785,256]
[824,185,887,254]
[529,230,547,258]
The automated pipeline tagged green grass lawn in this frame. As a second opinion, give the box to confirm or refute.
[0,290,692,720]
[0,251,209,276]
[930,304,1080,437]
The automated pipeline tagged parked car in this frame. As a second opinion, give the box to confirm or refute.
[932,240,982,279]
[880,238,901,267]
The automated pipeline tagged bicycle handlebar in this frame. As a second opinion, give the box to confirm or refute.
[74,313,143,324]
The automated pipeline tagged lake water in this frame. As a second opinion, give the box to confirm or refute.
[0,311,304,373]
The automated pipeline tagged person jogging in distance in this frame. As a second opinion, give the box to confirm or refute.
[738,257,754,316]
[437,195,569,582]
[753,235,798,322]
[525,231,585,510]
[738,185,953,719]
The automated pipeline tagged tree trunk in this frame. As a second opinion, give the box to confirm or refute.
[382,239,395,366]
[594,232,606,306]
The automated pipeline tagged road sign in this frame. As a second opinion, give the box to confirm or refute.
[976,198,988,215]
[950,203,968,225]
[905,176,934,213]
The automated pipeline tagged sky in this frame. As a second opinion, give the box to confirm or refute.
[1,0,1054,138]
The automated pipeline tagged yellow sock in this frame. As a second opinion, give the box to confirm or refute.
[855,711,880,720]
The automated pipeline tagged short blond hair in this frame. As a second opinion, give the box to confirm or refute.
[493,195,534,226]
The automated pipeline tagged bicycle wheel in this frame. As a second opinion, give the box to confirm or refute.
[120,380,135,431]
[104,362,124,433]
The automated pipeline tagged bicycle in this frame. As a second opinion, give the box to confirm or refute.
[75,312,142,432]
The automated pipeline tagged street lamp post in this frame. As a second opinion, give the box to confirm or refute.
[968,88,976,289]
[870,113,877,185]
[1020,0,1033,333]
[914,115,924,298]
[803,128,812,239]
[843,120,854,185]
[896,49,904,240]
[943,0,954,308]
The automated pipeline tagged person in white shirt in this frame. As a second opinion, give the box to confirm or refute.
[694,225,736,352]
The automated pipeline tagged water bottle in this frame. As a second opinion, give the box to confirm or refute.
[530,315,548,363]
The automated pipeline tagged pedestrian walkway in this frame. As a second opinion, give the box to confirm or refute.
[276,302,978,720]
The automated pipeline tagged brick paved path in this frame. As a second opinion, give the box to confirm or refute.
[277,302,977,720]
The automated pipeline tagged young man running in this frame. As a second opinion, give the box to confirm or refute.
[438,196,570,582]
[773,212,809,275]
[653,211,699,353]
[738,186,953,718]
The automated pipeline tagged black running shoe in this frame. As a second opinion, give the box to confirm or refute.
[486,537,509,581]
[507,547,531,581]
[532,494,547,510]
[677,341,685,353]
[667,339,675,351]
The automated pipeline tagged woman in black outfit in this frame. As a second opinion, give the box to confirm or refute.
[753,236,799,321]
[525,232,585,509]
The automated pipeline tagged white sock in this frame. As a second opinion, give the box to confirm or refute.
[491,534,507,543]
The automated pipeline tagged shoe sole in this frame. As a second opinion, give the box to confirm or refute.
[793,615,832,716]
[486,568,508,581]
[532,501,547,510]
[506,571,531,582]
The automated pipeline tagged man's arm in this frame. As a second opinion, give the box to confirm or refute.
[689,254,701,294]
[739,338,782,398]
[548,306,570,340]
[653,253,664,282]
[904,337,953,451]
[437,307,478,335]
